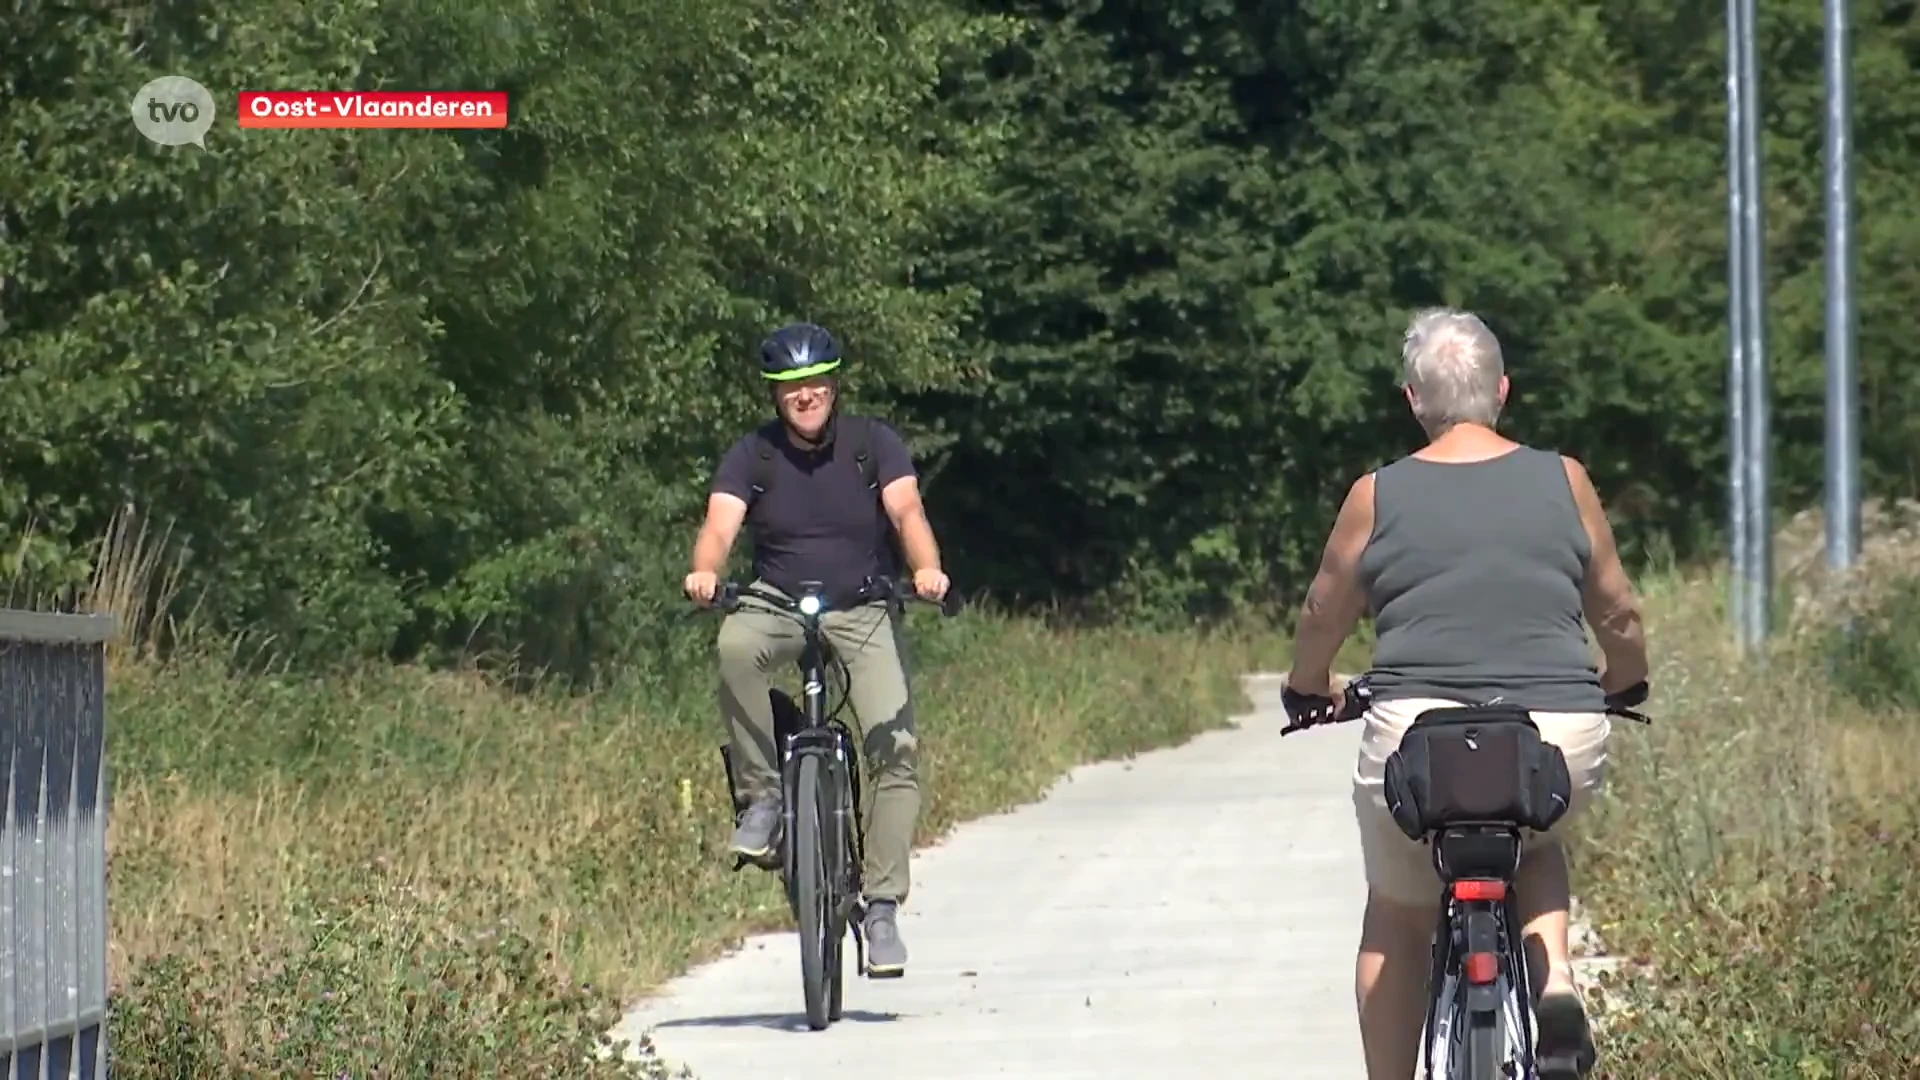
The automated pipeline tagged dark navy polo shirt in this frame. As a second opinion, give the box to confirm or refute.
[711,414,915,606]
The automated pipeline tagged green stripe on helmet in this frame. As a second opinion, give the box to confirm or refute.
[762,359,842,381]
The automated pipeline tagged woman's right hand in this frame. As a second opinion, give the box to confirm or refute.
[1602,678,1649,711]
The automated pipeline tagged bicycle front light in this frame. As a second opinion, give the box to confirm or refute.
[798,594,822,616]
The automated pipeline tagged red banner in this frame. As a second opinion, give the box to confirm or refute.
[236,92,508,129]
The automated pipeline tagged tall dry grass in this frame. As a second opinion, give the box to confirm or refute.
[1579,505,1920,1079]
[28,508,1290,1076]
[5,503,188,670]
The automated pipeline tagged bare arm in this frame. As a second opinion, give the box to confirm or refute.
[880,476,941,573]
[688,493,749,575]
[1562,456,1649,693]
[1286,474,1375,695]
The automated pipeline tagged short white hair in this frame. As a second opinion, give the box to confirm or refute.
[1400,307,1505,431]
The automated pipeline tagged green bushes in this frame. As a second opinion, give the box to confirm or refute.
[14,1,1920,669]
[1824,574,1920,711]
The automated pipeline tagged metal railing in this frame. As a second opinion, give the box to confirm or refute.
[0,611,113,1080]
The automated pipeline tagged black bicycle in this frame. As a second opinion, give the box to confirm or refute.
[1282,676,1650,1080]
[703,574,961,1031]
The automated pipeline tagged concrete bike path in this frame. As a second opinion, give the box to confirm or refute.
[612,673,1367,1079]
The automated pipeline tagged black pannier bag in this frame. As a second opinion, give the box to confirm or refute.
[721,688,808,815]
[1381,703,1574,842]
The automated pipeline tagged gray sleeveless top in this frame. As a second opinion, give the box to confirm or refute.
[1356,446,1605,712]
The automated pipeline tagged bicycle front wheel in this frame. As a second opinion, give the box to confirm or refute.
[826,764,853,1020]
[793,753,834,1030]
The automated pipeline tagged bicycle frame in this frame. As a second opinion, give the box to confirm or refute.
[1420,824,1533,1080]
[1280,675,1649,1079]
[1420,706,1650,1079]
[774,581,868,935]
[713,587,865,864]
[704,573,960,1012]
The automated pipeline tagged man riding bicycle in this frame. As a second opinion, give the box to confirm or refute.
[682,321,950,976]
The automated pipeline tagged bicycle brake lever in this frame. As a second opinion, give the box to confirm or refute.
[1602,680,1651,724]
[681,587,731,617]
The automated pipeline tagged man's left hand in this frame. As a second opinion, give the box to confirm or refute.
[913,568,950,601]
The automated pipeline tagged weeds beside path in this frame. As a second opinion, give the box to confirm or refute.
[105,606,1284,1077]
[1575,531,1920,1078]
[113,509,1920,1078]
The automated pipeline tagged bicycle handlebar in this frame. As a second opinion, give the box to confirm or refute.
[1278,674,1652,735]
[701,575,964,620]
[855,574,967,618]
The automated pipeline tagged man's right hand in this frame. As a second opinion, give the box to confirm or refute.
[684,570,720,606]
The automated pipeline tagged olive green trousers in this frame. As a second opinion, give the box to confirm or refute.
[717,580,920,903]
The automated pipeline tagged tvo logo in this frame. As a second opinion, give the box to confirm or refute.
[130,76,215,148]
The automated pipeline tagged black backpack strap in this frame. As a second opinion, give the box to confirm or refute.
[746,427,778,511]
[846,414,880,494]
[843,415,908,583]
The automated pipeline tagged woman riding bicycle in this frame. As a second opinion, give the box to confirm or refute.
[1282,307,1650,1079]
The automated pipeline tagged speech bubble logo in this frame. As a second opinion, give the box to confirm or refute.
[130,76,215,149]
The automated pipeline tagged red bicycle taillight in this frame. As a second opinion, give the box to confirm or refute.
[1463,952,1499,985]
[1451,879,1507,902]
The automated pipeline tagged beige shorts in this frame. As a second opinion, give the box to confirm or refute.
[1351,697,1610,905]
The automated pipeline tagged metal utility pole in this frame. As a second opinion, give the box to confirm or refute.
[1735,0,1772,652]
[1725,0,1750,643]
[1824,0,1860,575]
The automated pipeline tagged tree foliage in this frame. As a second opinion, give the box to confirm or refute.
[3,0,1917,669]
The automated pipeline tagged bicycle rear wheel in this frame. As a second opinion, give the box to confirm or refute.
[1422,972,1456,1079]
[1424,964,1507,1080]
[1462,1008,1505,1080]
[793,753,835,1030]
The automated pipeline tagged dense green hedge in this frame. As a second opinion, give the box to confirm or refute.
[6,0,1919,670]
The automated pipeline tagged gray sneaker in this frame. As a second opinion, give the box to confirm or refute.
[862,900,906,977]
[729,797,782,859]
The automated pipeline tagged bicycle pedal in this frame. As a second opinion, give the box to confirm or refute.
[1536,1050,1593,1079]
[1536,1057,1587,1080]
[730,851,782,873]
